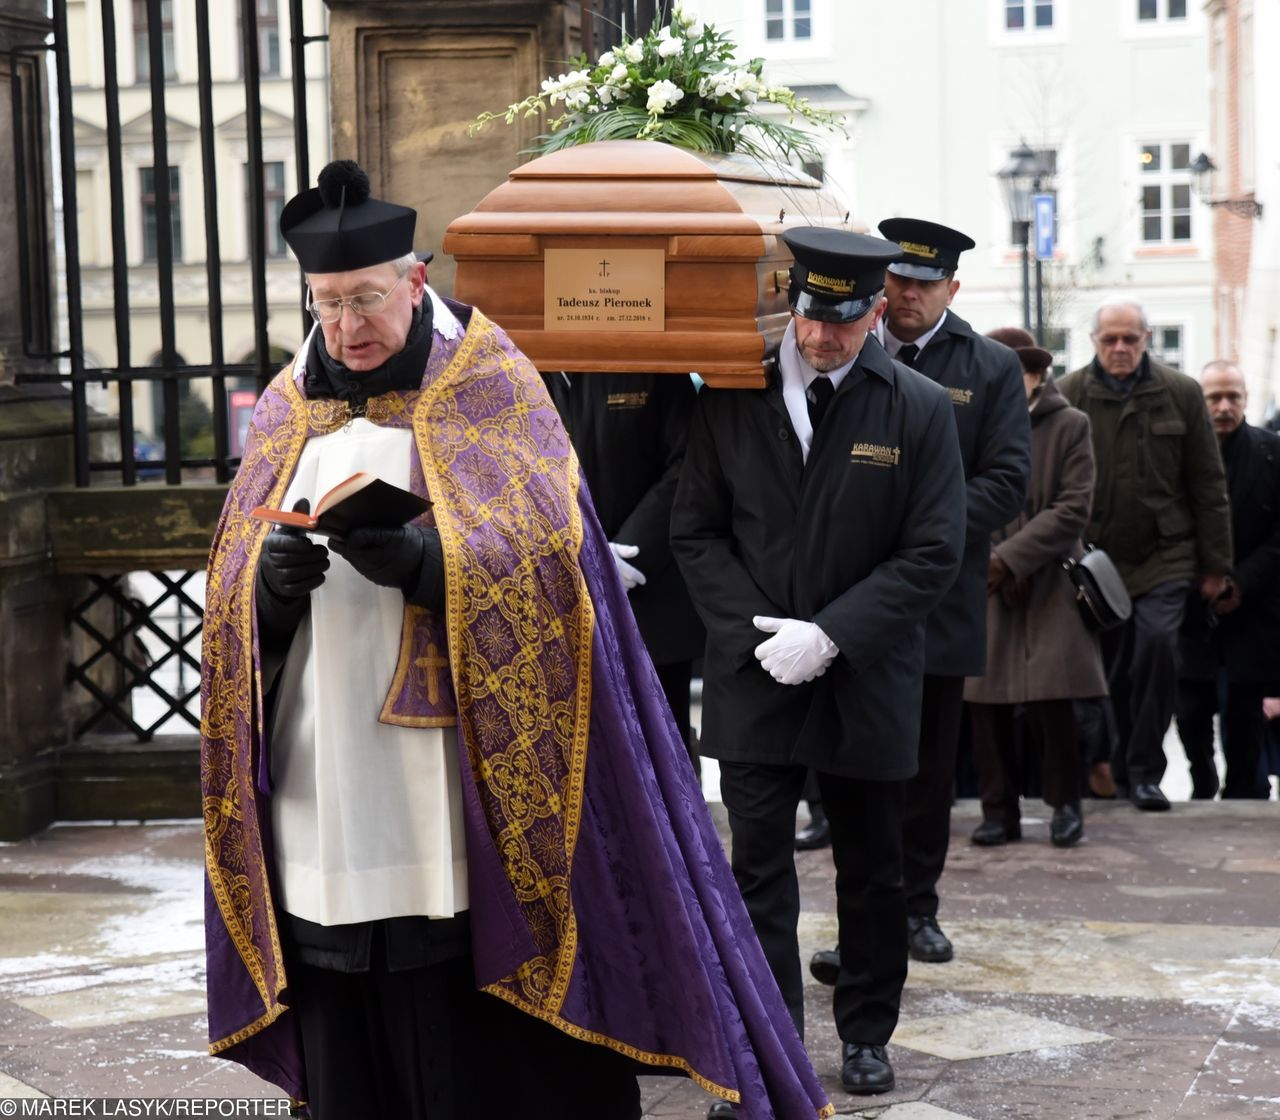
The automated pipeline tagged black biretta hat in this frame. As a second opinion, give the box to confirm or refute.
[878,217,976,281]
[280,160,416,274]
[783,227,903,323]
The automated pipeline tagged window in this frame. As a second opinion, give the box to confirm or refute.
[1138,0,1187,20]
[141,166,182,262]
[766,0,812,42]
[1005,0,1054,29]
[1139,142,1192,243]
[239,0,281,77]
[133,0,176,82]
[1006,147,1059,246]
[247,161,288,257]
[1043,326,1069,376]
[1149,324,1184,369]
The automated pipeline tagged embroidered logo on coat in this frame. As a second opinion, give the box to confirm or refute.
[607,391,649,410]
[850,442,901,467]
[949,387,974,405]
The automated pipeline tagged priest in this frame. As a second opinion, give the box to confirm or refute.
[200,159,833,1120]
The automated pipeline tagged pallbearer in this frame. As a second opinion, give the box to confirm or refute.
[673,226,966,1108]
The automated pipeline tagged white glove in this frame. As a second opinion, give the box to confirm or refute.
[753,615,838,685]
[609,542,647,591]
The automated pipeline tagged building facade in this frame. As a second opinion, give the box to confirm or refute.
[684,0,1216,374]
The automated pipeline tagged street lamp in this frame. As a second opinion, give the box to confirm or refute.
[997,142,1046,339]
[1190,151,1264,219]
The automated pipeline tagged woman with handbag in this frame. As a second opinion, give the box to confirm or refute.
[964,328,1108,848]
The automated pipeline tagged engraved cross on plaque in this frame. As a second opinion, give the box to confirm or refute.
[598,258,610,277]
[415,642,449,705]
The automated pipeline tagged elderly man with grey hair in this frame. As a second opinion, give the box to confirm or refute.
[1057,298,1231,811]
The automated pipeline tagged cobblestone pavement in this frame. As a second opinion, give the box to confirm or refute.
[1,797,1277,1119]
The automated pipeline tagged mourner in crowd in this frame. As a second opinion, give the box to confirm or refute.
[965,327,1106,848]
[200,160,831,1120]
[542,370,705,771]
[810,218,1029,977]
[1175,360,1280,799]
[673,226,965,1109]
[1058,299,1232,812]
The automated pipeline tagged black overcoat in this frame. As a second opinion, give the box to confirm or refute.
[1179,421,1280,687]
[906,312,1030,677]
[543,371,705,665]
[671,337,966,781]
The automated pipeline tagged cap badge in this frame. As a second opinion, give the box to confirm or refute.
[897,241,939,258]
[806,271,855,296]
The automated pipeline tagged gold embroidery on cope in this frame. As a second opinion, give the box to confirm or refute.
[849,442,902,467]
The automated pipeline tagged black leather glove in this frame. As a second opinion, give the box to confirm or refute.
[329,524,445,611]
[256,499,329,645]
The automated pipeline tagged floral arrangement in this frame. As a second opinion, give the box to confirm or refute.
[471,6,842,165]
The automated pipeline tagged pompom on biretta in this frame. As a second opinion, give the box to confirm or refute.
[279,157,416,273]
[317,160,371,209]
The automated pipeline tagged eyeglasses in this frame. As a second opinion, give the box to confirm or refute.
[1095,333,1146,347]
[307,270,408,324]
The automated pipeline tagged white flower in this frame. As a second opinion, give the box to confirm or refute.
[542,69,591,106]
[646,79,685,114]
[609,63,630,83]
[657,34,684,57]
[598,50,615,66]
[675,6,701,37]
[623,40,645,63]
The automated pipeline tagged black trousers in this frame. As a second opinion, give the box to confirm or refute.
[718,761,907,1046]
[1101,579,1189,788]
[287,943,641,1120]
[1175,676,1270,799]
[970,699,1082,825]
[903,674,965,921]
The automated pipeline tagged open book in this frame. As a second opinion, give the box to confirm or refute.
[251,472,431,539]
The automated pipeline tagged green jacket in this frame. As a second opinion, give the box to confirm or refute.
[1057,357,1232,598]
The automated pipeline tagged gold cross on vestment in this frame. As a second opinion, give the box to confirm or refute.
[415,642,449,705]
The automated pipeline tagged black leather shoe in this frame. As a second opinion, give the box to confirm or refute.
[706,1101,737,1118]
[841,1042,895,1094]
[809,947,839,986]
[794,812,831,851]
[1131,783,1171,811]
[1050,803,1084,847]
[907,915,953,962]
[971,819,1020,846]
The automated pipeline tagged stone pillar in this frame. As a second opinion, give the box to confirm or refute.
[0,0,72,838]
[326,0,584,295]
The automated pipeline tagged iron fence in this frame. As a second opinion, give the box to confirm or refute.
[13,0,325,487]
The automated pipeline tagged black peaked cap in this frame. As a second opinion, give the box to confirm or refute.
[783,227,903,323]
[878,217,975,281]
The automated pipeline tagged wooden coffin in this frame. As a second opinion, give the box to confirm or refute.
[443,140,853,388]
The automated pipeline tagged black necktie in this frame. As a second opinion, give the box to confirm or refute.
[806,375,835,431]
[897,343,920,368]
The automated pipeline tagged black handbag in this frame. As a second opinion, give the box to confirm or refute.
[1061,545,1132,631]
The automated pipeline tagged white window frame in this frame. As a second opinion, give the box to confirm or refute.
[1135,139,1196,249]
[744,0,830,59]
[1149,322,1186,370]
[1123,0,1200,37]
[990,0,1068,44]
